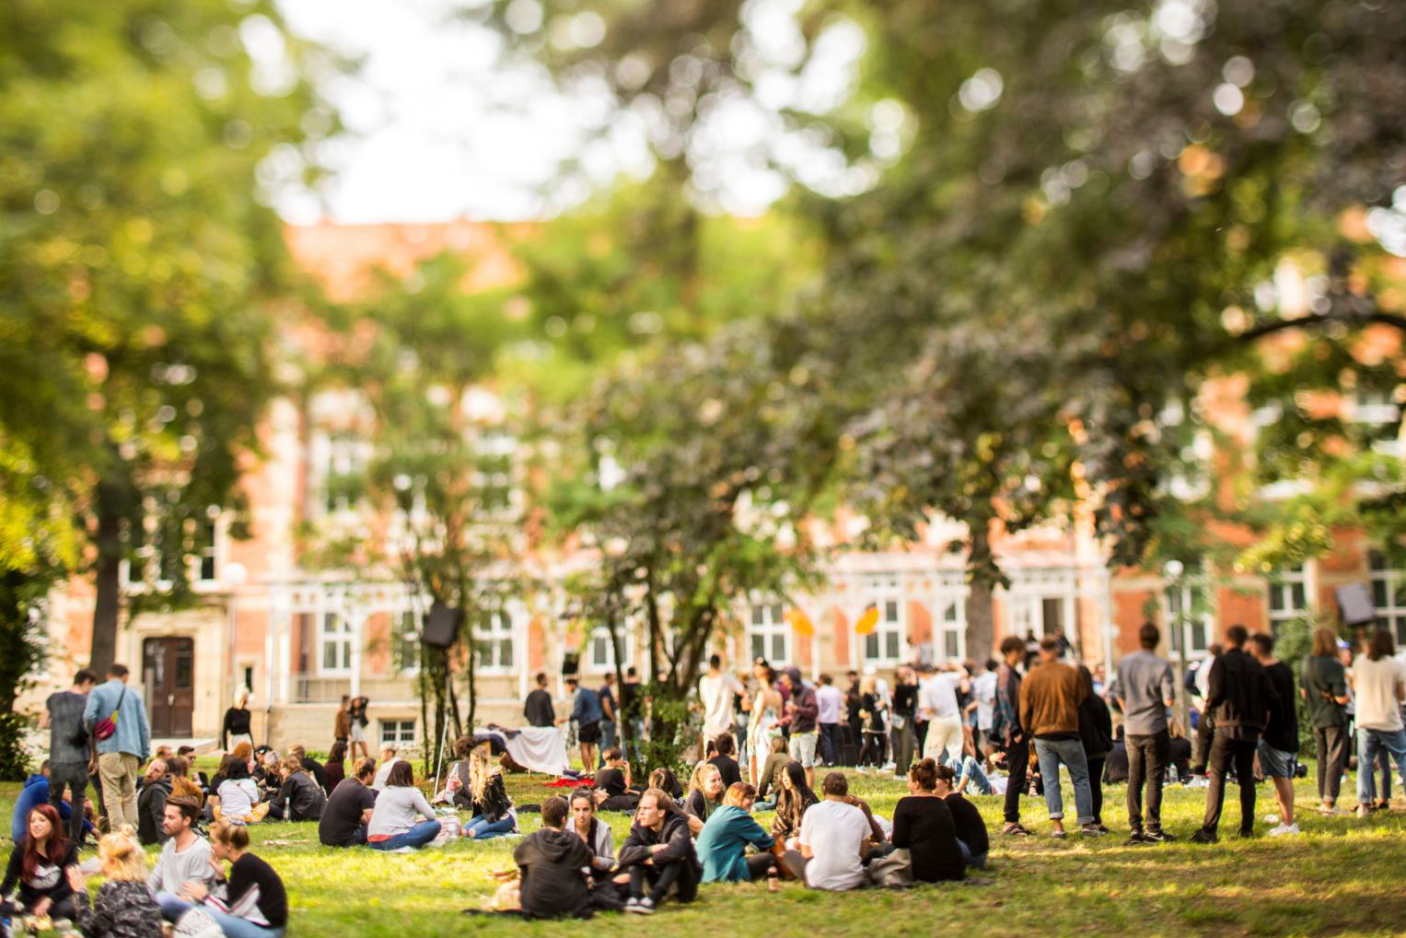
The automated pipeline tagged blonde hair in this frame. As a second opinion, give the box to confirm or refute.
[723,782,756,808]
[469,746,499,804]
[1312,626,1340,659]
[98,827,146,882]
[859,674,877,696]
[280,755,304,778]
[688,761,721,796]
[210,818,251,852]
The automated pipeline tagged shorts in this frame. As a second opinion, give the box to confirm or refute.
[789,730,819,768]
[350,723,366,743]
[1257,740,1297,778]
[578,721,601,744]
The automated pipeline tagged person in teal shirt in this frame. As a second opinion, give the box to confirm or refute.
[696,782,777,882]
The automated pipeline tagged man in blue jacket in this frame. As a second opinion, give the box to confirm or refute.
[9,763,87,842]
[565,676,604,775]
[82,663,151,832]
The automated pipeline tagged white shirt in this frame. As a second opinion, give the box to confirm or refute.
[799,799,869,891]
[372,758,404,791]
[918,673,961,720]
[972,671,997,731]
[816,685,844,725]
[216,778,259,819]
[698,672,742,738]
[1353,655,1405,732]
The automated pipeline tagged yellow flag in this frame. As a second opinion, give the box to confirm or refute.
[855,606,879,635]
[787,608,814,637]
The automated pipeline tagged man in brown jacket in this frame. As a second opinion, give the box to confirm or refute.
[1019,637,1101,837]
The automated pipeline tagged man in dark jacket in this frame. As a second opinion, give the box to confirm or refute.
[616,789,699,914]
[1193,624,1276,843]
[513,796,597,919]
[524,673,556,728]
[991,636,1032,836]
[780,668,820,788]
[137,759,172,845]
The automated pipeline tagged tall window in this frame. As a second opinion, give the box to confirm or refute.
[748,603,789,665]
[864,599,903,665]
[475,610,515,673]
[940,601,964,661]
[1370,551,1406,646]
[319,613,353,675]
[198,519,218,582]
[1164,581,1212,657]
[589,626,631,673]
[1268,565,1308,632]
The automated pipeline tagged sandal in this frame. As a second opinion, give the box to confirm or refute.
[1002,822,1033,836]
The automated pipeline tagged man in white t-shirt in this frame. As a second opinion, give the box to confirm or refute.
[972,661,998,753]
[783,772,871,890]
[698,654,743,747]
[919,664,968,764]
[1353,629,1406,817]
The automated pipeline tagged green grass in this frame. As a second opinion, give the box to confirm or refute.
[5,771,1406,937]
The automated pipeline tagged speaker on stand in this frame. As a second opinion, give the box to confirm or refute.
[423,602,464,790]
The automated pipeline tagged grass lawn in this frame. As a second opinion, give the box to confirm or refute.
[5,769,1406,937]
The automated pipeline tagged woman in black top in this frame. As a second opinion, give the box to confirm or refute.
[1077,665,1114,831]
[933,764,989,867]
[463,747,517,839]
[269,756,327,822]
[858,676,887,767]
[186,819,288,937]
[891,667,920,776]
[221,690,253,752]
[892,759,964,882]
[770,761,817,842]
[2,804,80,920]
[707,734,744,789]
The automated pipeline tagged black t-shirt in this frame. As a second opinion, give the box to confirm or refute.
[944,792,988,857]
[1263,661,1299,753]
[891,796,963,882]
[594,766,628,797]
[707,755,742,789]
[892,683,918,719]
[318,779,377,847]
[621,681,641,722]
[524,688,555,727]
[224,852,287,928]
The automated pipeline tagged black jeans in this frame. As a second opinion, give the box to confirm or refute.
[628,859,698,905]
[1087,756,1106,824]
[1126,730,1170,834]
[48,760,89,844]
[1003,736,1030,824]
[1314,724,1349,803]
[745,853,775,879]
[1202,731,1258,834]
[1193,710,1215,771]
[820,724,838,765]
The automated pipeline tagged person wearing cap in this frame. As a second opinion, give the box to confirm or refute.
[779,668,819,789]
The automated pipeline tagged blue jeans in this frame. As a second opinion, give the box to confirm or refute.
[600,720,617,765]
[1034,737,1094,825]
[156,892,194,922]
[1357,728,1406,805]
[957,838,987,870]
[370,819,443,850]
[957,756,992,795]
[464,815,515,840]
[204,909,285,938]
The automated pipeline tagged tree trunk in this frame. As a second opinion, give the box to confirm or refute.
[965,522,997,661]
[89,478,127,675]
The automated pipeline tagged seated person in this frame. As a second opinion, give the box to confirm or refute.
[148,797,217,922]
[463,747,517,839]
[176,746,210,794]
[183,818,288,938]
[2,804,80,923]
[892,759,964,883]
[514,796,597,919]
[593,748,640,812]
[696,783,777,883]
[320,757,379,847]
[782,772,871,891]
[166,755,205,809]
[256,751,283,801]
[289,744,329,794]
[371,744,402,791]
[367,762,442,851]
[706,735,743,789]
[754,736,794,807]
[213,756,269,824]
[616,789,699,914]
[952,755,994,796]
[136,759,172,846]
[682,763,725,834]
[648,767,684,801]
[1168,719,1194,782]
[269,755,327,822]
[569,788,616,879]
[66,828,162,938]
[1102,728,1130,786]
[934,764,989,869]
[9,763,89,844]
[771,761,818,846]
[323,741,348,795]
[441,737,474,807]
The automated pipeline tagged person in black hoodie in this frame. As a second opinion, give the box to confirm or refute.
[136,760,172,846]
[1192,624,1276,843]
[269,755,327,822]
[1077,665,1115,832]
[513,796,598,919]
[616,789,699,915]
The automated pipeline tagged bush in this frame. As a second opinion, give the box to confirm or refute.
[0,711,31,781]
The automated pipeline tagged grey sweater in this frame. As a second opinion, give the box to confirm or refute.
[367,786,437,839]
[147,835,214,894]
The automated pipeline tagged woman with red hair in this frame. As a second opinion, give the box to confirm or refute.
[1,803,80,921]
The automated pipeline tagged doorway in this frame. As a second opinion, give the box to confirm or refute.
[143,637,194,737]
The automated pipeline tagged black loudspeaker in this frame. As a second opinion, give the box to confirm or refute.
[561,652,581,677]
[1336,583,1378,626]
[423,602,464,649]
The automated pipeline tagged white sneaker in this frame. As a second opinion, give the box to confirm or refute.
[881,761,896,771]
[1264,814,1279,825]
[1357,804,1371,819]
[1268,823,1301,836]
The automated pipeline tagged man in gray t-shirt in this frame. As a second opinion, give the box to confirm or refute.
[46,669,97,845]
[1116,623,1177,843]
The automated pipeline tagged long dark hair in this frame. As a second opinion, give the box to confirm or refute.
[779,761,817,811]
[22,804,68,881]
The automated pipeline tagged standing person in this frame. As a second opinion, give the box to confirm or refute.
[182,818,288,938]
[319,757,378,847]
[1302,625,1351,814]
[842,672,863,766]
[748,667,782,784]
[1351,628,1406,818]
[815,674,844,768]
[1192,625,1273,843]
[2,804,81,922]
[46,669,97,846]
[971,660,998,757]
[779,668,820,788]
[889,666,918,777]
[696,783,777,883]
[347,696,370,762]
[620,667,643,762]
[1250,632,1301,835]
[918,664,968,766]
[333,695,352,753]
[1019,637,1100,838]
[147,798,216,921]
[992,636,1033,836]
[617,789,700,914]
[698,654,742,754]
[524,673,556,728]
[513,796,597,920]
[1190,644,1223,774]
[1117,622,1178,845]
[564,677,602,772]
[782,772,871,891]
[221,691,253,753]
[599,672,618,766]
[857,675,887,768]
[891,759,965,883]
[367,762,443,851]
[1077,665,1114,832]
[83,664,150,833]
[65,827,163,938]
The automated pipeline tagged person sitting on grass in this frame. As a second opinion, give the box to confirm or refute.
[648,768,684,801]
[148,797,216,921]
[322,741,348,795]
[933,764,989,869]
[320,757,378,848]
[136,759,171,846]
[592,748,641,813]
[682,762,725,833]
[371,744,402,792]
[706,735,743,789]
[514,796,599,920]
[616,789,700,915]
[771,761,819,847]
[268,755,326,822]
[782,772,871,891]
[288,745,329,795]
[696,783,777,883]
[1,804,80,924]
[166,756,206,810]
[66,827,163,938]
[367,761,442,851]
[462,746,517,840]
[892,759,964,883]
[568,788,617,878]
[256,752,284,802]
[181,818,289,938]
[213,757,269,825]
[754,736,794,808]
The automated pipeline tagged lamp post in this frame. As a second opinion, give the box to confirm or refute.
[1162,560,1190,731]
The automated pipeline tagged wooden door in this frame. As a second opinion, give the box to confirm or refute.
[143,637,194,737]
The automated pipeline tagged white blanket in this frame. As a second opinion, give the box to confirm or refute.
[483,725,571,775]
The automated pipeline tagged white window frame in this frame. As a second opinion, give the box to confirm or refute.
[938,598,967,662]
[1370,551,1406,647]
[392,610,422,677]
[747,601,790,666]
[197,518,219,584]
[474,610,517,675]
[587,625,632,674]
[1267,565,1308,632]
[318,612,354,676]
[379,719,416,745]
[864,597,904,666]
[1163,580,1214,659]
